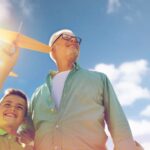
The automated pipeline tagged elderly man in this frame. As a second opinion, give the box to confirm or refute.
[30,29,143,150]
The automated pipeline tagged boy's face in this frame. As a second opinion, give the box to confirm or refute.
[0,95,27,130]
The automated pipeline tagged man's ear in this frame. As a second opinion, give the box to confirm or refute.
[51,47,56,60]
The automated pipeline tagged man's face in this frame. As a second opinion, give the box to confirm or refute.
[0,95,27,130]
[51,33,80,63]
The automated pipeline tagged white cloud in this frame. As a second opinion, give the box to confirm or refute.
[107,0,121,14]
[140,105,150,117]
[93,60,150,149]
[124,10,142,23]
[16,0,33,16]
[0,0,32,23]
[91,59,150,106]
[129,119,150,137]
[0,0,11,22]
[129,119,150,150]
[106,119,150,150]
[141,142,150,150]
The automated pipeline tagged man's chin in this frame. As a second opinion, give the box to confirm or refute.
[67,54,78,60]
[67,50,79,56]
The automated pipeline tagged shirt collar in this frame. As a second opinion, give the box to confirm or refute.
[49,62,80,78]
[46,63,80,92]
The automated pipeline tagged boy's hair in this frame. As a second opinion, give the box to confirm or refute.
[0,88,28,117]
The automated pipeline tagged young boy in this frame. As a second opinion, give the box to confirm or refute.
[0,88,29,150]
[0,43,34,150]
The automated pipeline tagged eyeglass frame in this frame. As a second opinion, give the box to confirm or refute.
[51,33,82,47]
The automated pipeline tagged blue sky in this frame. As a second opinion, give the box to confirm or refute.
[0,0,150,149]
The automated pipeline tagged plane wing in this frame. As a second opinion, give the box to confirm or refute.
[9,71,18,77]
[0,28,51,53]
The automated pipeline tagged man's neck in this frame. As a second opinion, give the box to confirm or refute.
[57,61,74,73]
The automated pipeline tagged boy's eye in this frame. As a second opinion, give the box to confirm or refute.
[4,103,11,108]
[2,103,25,111]
[16,106,24,111]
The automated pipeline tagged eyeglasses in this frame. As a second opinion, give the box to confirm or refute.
[51,33,82,46]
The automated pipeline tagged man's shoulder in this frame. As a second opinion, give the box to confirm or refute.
[80,68,107,78]
[32,82,48,98]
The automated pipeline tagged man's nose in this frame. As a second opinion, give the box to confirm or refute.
[70,37,78,43]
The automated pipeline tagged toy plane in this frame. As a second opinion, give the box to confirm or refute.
[9,71,18,77]
[0,28,51,53]
[0,28,51,77]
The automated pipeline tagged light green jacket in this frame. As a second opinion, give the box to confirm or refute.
[30,64,138,150]
[0,129,23,150]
